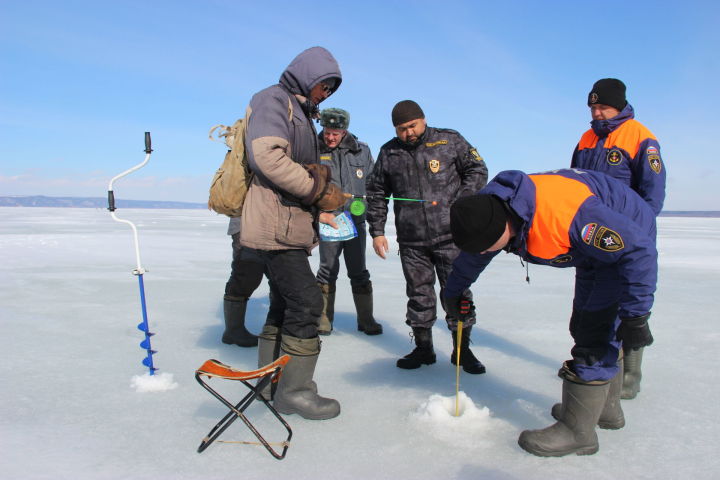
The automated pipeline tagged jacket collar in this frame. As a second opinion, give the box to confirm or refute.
[319,131,360,153]
[590,103,635,138]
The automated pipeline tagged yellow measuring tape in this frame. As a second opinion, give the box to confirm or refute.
[455,320,463,416]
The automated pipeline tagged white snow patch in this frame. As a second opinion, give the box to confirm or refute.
[409,392,513,446]
[130,371,179,392]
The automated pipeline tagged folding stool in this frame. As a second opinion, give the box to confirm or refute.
[195,355,293,459]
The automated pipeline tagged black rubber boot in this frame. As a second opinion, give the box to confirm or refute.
[222,297,258,347]
[318,283,335,336]
[551,358,625,430]
[519,375,609,457]
[396,327,436,369]
[257,325,281,400]
[273,336,340,420]
[621,347,644,399]
[352,282,383,335]
[450,326,486,374]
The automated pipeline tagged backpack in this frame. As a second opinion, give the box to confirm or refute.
[207,108,254,217]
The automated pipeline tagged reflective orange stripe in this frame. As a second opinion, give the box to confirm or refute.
[527,175,594,259]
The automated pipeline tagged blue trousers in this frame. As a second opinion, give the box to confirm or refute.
[569,263,623,382]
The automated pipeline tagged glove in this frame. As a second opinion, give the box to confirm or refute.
[616,313,654,350]
[445,296,474,322]
[302,163,351,211]
[301,163,330,206]
[316,183,352,211]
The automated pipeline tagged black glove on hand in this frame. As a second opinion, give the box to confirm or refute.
[616,313,654,350]
[445,296,474,322]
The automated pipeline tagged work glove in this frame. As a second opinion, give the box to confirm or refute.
[302,163,351,211]
[616,313,654,350]
[445,296,474,322]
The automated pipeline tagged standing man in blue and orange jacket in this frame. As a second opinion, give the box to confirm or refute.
[571,78,666,399]
[443,168,657,457]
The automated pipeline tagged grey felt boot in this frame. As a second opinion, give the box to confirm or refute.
[318,283,335,336]
[551,358,625,430]
[621,347,644,399]
[352,282,383,335]
[519,375,610,457]
[272,335,340,420]
[222,297,258,347]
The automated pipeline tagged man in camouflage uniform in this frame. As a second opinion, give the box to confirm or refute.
[365,100,488,372]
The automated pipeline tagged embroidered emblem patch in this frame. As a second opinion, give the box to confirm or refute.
[320,155,331,161]
[590,93,599,104]
[470,148,484,162]
[648,154,662,174]
[646,146,658,155]
[606,149,623,165]
[356,168,364,179]
[425,140,448,147]
[581,223,597,244]
[552,255,573,264]
[429,159,440,173]
[593,226,624,252]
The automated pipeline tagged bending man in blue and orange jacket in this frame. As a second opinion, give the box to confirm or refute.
[444,168,657,458]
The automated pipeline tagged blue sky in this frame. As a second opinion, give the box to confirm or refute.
[1,0,718,209]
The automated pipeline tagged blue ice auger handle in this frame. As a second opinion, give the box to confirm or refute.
[144,132,152,154]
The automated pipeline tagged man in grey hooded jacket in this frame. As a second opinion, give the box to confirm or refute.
[240,46,348,420]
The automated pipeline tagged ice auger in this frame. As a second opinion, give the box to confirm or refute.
[107,132,158,375]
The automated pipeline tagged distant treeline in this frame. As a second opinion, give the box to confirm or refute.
[0,195,206,209]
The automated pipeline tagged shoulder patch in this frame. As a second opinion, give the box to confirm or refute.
[425,140,448,147]
[469,148,484,162]
[646,146,658,155]
[581,223,597,244]
[648,154,662,174]
[593,226,624,252]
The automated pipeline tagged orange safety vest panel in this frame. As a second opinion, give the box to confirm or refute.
[577,119,657,159]
[526,174,594,260]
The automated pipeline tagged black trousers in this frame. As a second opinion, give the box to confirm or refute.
[315,226,370,287]
[224,233,265,299]
[244,248,323,339]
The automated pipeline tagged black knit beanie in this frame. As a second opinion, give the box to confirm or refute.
[391,100,425,126]
[450,195,508,253]
[587,78,627,111]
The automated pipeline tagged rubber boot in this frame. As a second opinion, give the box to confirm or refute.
[450,326,486,374]
[518,374,610,457]
[221,297,258,347]
[318,283,335,336]
[256,325,281,400]
[621,347,644,399]
[396,327,436,369]
[352,282,383,335]
[273,335,340,420]
[551,358,625,430]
